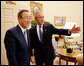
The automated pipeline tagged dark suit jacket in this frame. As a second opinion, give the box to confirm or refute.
[4,25,31,65]
[29,24,71,64]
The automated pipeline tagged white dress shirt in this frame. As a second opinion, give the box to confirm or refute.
[36,24,43,41]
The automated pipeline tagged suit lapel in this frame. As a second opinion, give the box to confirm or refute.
[35,26,40,41]
[43,24,48,41]
[43,24,47,35]
[16,25,28,47]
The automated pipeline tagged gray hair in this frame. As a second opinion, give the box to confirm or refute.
[34,11,43,18]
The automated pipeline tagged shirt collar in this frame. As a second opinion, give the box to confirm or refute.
[18,24,26,33]
[37,24,43,28]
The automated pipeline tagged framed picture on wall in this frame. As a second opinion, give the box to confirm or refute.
[54,16,66,26]
[30,1,43,20]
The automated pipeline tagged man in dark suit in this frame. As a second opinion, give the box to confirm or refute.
[4,10,32,65]
[29,11,81,65]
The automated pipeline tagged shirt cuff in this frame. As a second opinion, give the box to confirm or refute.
[68,30,71,34]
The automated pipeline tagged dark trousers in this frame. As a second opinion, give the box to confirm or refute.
[36,60,53,65]
[35,56,53,65]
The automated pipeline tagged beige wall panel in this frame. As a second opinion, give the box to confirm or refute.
[1,23,14,65]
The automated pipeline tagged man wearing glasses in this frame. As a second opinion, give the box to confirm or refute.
[4,10,33,65]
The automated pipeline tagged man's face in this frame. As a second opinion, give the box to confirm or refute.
[35,12,44,25]
[19,12,31,29]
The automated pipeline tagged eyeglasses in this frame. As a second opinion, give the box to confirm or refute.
[21,16,31,20]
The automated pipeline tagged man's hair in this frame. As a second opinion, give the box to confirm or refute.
[34,11,42,18]
[18,10,29,18]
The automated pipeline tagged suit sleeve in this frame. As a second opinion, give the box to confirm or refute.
[51,24,71,36]
[4,30,18,65]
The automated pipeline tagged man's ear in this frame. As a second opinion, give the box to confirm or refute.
[18,17,21,22]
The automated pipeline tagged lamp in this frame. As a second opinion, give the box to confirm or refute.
[55,36,59,45]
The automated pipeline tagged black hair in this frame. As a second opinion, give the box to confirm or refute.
[18,10,29,18]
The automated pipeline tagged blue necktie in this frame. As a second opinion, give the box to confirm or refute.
[39,26,43,43]
[23,30,28,45]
